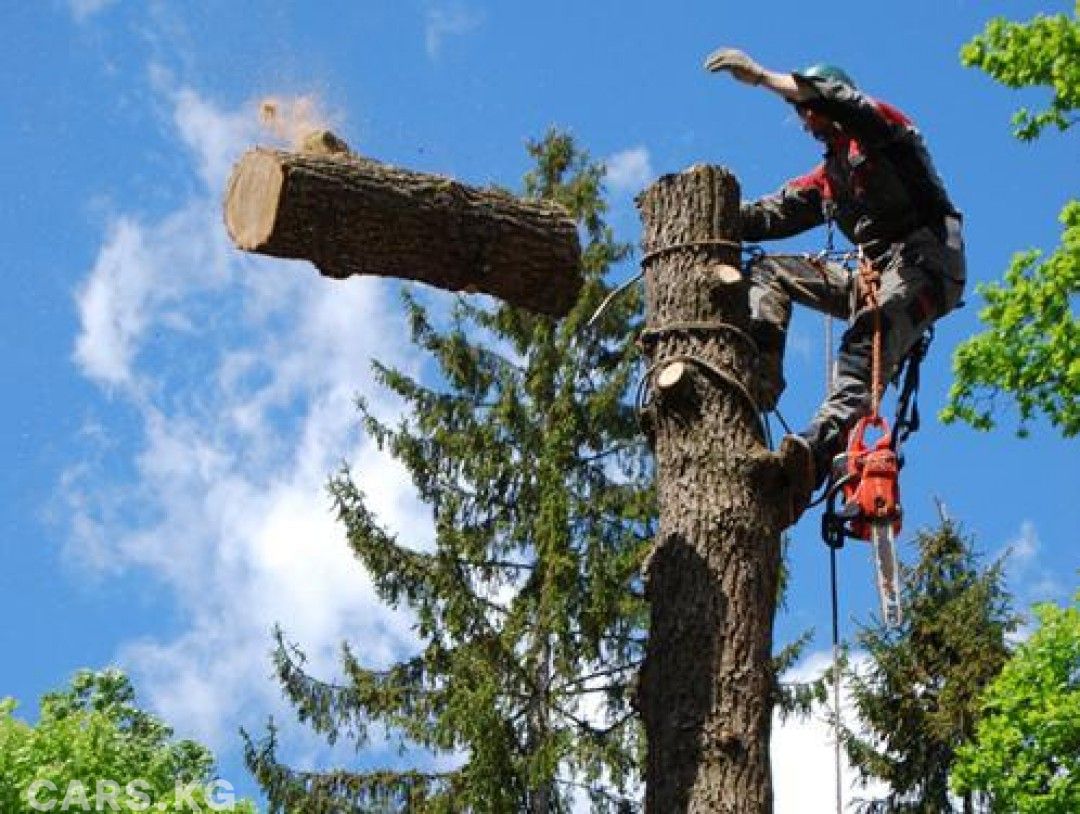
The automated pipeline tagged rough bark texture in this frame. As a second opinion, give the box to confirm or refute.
[636,165,786,813]
[224,147,583,317]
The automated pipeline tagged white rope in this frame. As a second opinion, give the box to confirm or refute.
[825,310,844,814]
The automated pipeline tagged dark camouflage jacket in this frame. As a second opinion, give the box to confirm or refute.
[741,74,959,259]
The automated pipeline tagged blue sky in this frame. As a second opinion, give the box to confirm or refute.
[1,1,1076,810]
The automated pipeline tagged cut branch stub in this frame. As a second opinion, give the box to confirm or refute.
[656,361,688,392]
[224,146,583,317]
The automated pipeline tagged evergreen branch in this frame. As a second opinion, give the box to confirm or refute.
[437,557,539,692]
[564,683,630,697]
[569,511,655,543]
[556,704,637,740]
[578,441,648,464]
[334,477,515,639]
[565,630,648,649]
[272,629,443,748]
[246,722,462,814]
[554,776,640,813]
[773,679,828,724]
[460,585,513,618]
[773,628,816,676]
[555,660,642,693]
[472,558,535,570]
[470,342,528,377]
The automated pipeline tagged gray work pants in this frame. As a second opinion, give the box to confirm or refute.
[748,221,966,479]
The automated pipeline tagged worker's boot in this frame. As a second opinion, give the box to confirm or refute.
[778,434,816,527]
[802,417,845,490]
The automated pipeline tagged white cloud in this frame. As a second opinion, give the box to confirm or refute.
[1004,519,1039,567]
[425,2,483,60]
[67,85,434,757]
[605,147,653,194]
[997,520,1066,605]
[71,73,254,391]
[772,650,889,813]
[68,0,117,22]
[72,218,151,388]
[172,87,259,191]
[73,202,233,390]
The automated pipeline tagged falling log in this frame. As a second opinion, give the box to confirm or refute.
[223,143,583,317]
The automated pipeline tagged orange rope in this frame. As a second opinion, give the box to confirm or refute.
[858,251,884,419]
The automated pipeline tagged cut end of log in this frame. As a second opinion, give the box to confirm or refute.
[224,149,285,252]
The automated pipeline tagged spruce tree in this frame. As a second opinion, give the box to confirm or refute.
[244,131,653,813]
[841,520,1018,813]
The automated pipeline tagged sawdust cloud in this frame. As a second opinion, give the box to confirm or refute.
[257,94,337,150]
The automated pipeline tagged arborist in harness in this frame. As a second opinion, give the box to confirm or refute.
[704,49,967,528]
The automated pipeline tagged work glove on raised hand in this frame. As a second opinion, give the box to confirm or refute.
[703,47,766,85]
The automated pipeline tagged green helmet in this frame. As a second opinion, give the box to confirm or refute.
[799,62,857,88]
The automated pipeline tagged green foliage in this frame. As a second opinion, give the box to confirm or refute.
[772,628,829,724]
[959,6,1079,142]
[959,5,1075,142]
[0,669,256,813]
[841,522,1018,813]
[952,594,1080,813]
[245,130,654,813]
[943,201,1080,437]
[945,6,1080,438]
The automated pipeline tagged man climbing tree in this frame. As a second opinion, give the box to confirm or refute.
[704,49,967,524]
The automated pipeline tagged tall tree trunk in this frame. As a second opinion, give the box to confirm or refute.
[635,165,786,813]
[223,147,582,317]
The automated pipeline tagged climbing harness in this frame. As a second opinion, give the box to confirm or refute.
[890,327,932,450]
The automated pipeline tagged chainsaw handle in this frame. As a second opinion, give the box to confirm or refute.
[848,415,892,454]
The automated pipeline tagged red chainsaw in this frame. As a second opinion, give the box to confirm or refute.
[822,414,903,626]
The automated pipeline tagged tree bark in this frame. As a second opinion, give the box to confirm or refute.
[636,165,786,813]
[224,147,583,317]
